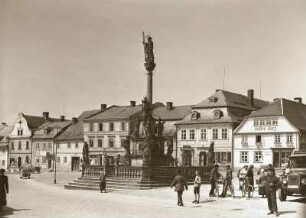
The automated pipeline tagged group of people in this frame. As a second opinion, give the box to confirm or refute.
[170,164,280,217]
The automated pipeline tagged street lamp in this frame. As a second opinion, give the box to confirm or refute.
[54,142,57,184]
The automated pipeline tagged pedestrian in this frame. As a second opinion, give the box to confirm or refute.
[246,165,254,198]
[221,164,232,197]
[0,169,9,211]
[192,170,201,204]
[170,169,188,206]
[266,168,280,217]
[99,172,106,193]
[209,163,222,197]
[237,165,248,190]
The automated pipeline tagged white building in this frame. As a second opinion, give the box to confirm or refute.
[175,89,268,167]
[233,98,306,169]
[55,109,101,171]
[0,123,13,170]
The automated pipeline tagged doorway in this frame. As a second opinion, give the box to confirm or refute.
[71,157,80,171]
[182,150,192,166]
[199,152,206,166]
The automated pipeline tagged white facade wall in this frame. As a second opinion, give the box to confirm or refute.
[233,116,299,169]
[56,141,83,171]
[0,150,8,170]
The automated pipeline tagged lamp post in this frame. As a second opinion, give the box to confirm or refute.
[54,142,57,184]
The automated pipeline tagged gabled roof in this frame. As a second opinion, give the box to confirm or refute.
[84,105,142,121]
[56,109,101,141]
[152,105,193,121]
[22,114,61,130]
[33,121,71,139]
[249,98,306,132]
[0,125,13,137]
[193,89,268,110]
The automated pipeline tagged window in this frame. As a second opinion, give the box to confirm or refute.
[11,142,14,150]
[266,119,271,125]
[242,135,248,144]
[240,151,248,163]
[75,142,78,148]
[213,110,222,119]
[2,160,5,166]
[64,157,67,163]
[17,129,23,136]
[259,119,264,126]
[275,135,281,144]
[26,141,29,150]
[181,130,187,140]
[254,151,263,163]
[287,134,293,143]
[99,123,103,131]
[191,111,200,120]
[67,142,71,148]
[43,143,46,151]
[200,129,207,140]
[209,97,217,103]
[109,123,114,131]
[121,122,125,131]
[18,141,22,150]
[109,139,114,147]
[120,138,125,147]
[189,129,195,140]
[212,129,218,140]
[89,139,94,147]
[254,119,259,126]
[256,135,262,143]
[221,129,228,140]
[90,123,94,132]
[272,118,278,125]
[98,139,103,148]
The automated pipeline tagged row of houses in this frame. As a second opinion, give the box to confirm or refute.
[1,89,306,172]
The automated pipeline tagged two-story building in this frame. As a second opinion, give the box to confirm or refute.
[55,108,101,171]
[32,116,71,171]
[0,123,13,170]
[233,97,306,169]
[83,102,142,166]
[9,112,50,170]
[175,89,268,167]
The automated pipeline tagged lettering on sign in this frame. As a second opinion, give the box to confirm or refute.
[254,126,277,132]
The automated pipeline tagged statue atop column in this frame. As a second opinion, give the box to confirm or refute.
[207,142,215,167]
[82,142,90,166]
[143,32,156,71]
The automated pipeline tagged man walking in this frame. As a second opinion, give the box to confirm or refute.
[221,164,232,197]
[192,170,201,203]
[246,165,254,198]
[266,168,280,217]
[170,169,188,206]
[0,169,9,211]
[209,164,221,197]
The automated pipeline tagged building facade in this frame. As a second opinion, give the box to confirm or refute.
[233,98,306,169]
[32,116,71,171]
[83,102,142,166]
[9,112,49,171]
[0,124,13,170]
[55,109,101,171]
[175,89,268,167]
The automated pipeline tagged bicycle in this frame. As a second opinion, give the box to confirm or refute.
[241,177,254,198]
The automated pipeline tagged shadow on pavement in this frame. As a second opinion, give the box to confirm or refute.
[0,206,31,218]
[278,210,296,215]
[288,196,306,204]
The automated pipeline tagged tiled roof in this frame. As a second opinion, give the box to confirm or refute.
[56,110,101,140]
[193,89,268,110]
[33,121,71,139]
[23,114,61,130]
[85,105,142,121]
[249,98,306,131]
[152,105,193,121]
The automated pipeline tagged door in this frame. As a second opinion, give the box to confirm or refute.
[273,151,280,167]
[182,150,192,166]
[71,157,80,171]
[199,152,206,167]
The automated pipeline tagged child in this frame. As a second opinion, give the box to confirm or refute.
[192,170,201,204]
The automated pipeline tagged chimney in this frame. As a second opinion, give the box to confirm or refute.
[294,97,302,104]
[130,101,136,107]
[43,112,49,120]
[72,117,78,124]
[101,104,107,110]
[166,102,173,110]
[60,115,65,121]
[247,89,254,106]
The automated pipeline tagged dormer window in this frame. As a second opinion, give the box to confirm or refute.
[44,127,52,134]
[191,111,200,120]
[213,110,222,119]
[209,97,218,103]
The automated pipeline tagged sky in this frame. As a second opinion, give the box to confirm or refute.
[1,0,306,124]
